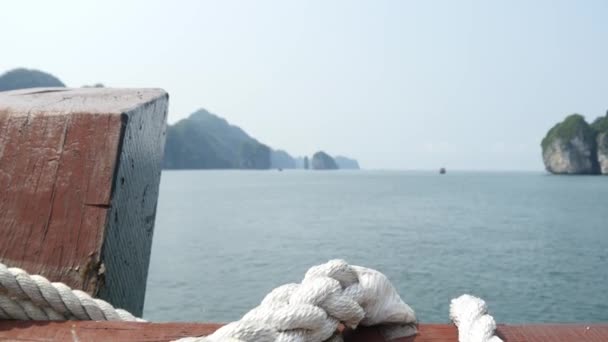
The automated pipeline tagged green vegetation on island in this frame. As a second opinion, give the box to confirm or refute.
[591,113,608,133]
[541,114,594,150]
[541,112,608,174]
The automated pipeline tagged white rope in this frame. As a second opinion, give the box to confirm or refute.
[176,259,418,342]
[0,259,504,342]
[0,263,142,322]
[0,259,417,341]
[450,294,502,342]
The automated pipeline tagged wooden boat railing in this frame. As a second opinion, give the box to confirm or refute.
[1,321,608,341]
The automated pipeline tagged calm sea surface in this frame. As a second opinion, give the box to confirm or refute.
[143,170,608,323]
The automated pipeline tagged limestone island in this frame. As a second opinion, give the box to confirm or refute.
[541,112,608,174]
[311,151,339,170]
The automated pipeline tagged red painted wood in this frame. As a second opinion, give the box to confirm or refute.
[0,322,606,341]
[0,87,168,316]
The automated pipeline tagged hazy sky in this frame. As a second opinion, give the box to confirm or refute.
[2,1,607,170]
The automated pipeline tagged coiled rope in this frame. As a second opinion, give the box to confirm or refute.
[0,259,501,342]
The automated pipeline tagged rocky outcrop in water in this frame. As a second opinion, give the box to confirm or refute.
[541,114,597,174]
[276,152,360,170]
[542,113,608,175]
[163,111,361,170]
[334,156,360,169]
[311,151,338,170]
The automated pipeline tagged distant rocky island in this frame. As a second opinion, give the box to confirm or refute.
[164,109,273,169]
[311,151,338,170]
[334,156,360,169]
[0,68,65,91]
[0,67,360,170]
[164,109,360,170]
[542,112,608,174]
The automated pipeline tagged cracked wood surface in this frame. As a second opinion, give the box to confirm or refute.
[0,322,607,341]
[0,88,168,316]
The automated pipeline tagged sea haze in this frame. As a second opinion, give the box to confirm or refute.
[144,170,608,323]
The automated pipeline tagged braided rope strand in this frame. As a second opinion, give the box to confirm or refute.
[0,263,142,322]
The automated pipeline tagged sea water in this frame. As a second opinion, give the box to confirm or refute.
[144,170,608,323]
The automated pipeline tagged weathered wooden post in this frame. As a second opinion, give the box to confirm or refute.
[0,87,168,316]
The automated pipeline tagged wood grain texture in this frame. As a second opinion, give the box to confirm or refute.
[0,88,168,316]
[96,93,168,316]
[0,322,606,341]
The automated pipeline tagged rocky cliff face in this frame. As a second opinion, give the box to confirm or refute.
[542,137,597,174]
[542,114,599,174]
[311,151,338,170]
[592,115,608,175]
[597,132,608,174]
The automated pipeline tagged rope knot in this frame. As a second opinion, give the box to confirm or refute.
[193,259,417,342]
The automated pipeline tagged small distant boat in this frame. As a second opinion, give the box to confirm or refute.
[439,167,446,174]
[278,168,283,172]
